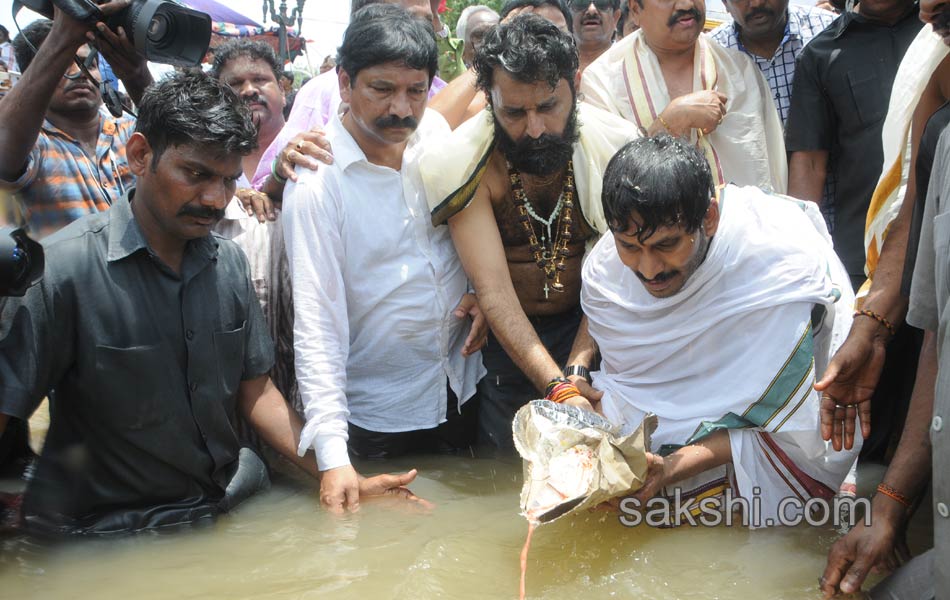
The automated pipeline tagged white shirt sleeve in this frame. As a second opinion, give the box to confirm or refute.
[282,170,352,471]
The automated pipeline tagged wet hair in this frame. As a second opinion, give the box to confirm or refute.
[210,39,282,83]
[12,19,52,74]
[135,70,258,169]
[473,14,579,100]
[350,0,383,15]
[500,0,574,32]
[338,4,438,84]
[457,5,499,41]
[602,135,714,240]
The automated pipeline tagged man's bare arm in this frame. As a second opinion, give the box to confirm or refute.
[787,150,829,204]
[428,68,486,130]
[814,60,949,447]
[238,374,320,478]
[0,5,124,181]
[820,330,936,597]
[447,187,563,392]
[237,374,423,509]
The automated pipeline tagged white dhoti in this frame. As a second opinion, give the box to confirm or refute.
[582,185,860,527]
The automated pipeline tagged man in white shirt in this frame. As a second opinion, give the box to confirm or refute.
[282,5,486,513]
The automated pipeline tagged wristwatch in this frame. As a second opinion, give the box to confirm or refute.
[564,365,591,384]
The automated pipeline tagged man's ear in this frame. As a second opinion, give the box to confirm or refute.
[339,69,352,105]
[703,196,720,237]
[126,132,153,177]
[629,0,642,26]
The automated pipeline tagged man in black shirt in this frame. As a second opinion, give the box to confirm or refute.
[0,68,417,535]
[786,0,922,293]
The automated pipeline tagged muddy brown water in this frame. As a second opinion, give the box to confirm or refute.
[0,406,933,600]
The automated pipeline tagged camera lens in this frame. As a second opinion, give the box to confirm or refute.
[147,14,170,44]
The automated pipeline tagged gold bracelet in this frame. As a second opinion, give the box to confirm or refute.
[853,309,896,337]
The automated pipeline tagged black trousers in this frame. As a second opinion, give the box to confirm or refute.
[347,382,478,460]
[477,305,585,449]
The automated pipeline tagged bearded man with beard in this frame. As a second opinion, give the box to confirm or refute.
[421,15,639,448]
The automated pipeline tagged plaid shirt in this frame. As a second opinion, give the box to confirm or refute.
[710,5,835,124]
[711,6,837,230]
[0,113,136,236]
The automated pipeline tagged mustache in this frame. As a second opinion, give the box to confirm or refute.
[242,93,268,108]
[744,7,774,21]
[636,270,678,284]
[494,109,579,177]
[374,114,419,130]
[668,8,702,27]
[177,204,225,221]
[63,79,97,93]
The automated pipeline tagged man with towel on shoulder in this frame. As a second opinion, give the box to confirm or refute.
[576,134,858,526]
[421,15,639,448]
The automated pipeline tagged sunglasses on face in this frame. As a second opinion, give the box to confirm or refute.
[569,0,616,11]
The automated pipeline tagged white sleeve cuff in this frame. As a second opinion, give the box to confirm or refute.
[314,434,351,471]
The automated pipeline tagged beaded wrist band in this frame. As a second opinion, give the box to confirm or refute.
[876,483,912,509]
[854,309,896,337]
[271,157,287,186]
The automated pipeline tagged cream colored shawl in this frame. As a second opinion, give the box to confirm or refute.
[581,30,787,194]
[860,25,948,300]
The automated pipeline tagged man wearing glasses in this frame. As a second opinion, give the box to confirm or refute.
[0,3,153,238]
[569,0,623,73]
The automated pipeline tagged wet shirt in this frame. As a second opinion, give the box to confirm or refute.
[0,114,136,237]
[0,191,274,535]
[906,126,950,595]
[785,6,922,285]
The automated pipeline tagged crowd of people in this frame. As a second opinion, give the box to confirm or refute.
[0,0,946,597]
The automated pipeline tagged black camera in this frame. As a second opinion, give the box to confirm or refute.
[0,227,44,297]
[16,0,212,67]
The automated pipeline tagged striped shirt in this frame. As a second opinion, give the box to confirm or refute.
[0,114,136,237]
[710,5,835,124]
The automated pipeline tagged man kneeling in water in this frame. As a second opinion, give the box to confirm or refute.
[574,135,860,526]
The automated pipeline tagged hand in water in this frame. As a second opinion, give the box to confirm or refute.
[321,465,432,514]
[320,464,361,514]
[819,510,909,597]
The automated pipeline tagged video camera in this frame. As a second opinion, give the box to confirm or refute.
[0,227,44,298]
[15,0,212,67]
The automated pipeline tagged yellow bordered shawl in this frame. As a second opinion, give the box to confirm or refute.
[422,102,640,232]
[859,25,948,301]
